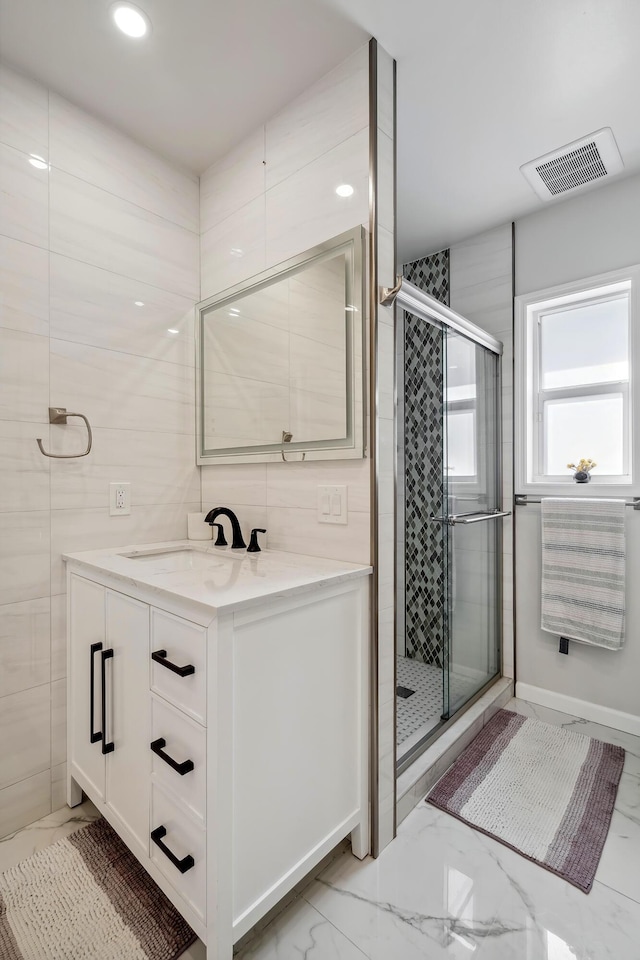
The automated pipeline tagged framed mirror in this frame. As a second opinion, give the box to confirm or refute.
[196,226,365,464]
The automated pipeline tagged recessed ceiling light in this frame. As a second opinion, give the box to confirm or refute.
[134,300,145,306]
[335,184,354,198]
[111,3,150,38]
[229,308,240,316]
[167,328,179,335]
[229,248,244,258]
[28,154,49,170]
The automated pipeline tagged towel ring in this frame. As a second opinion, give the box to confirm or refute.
[281,429,305,463]
[36,407,93,458]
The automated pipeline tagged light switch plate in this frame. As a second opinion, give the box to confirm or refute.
[317,485,347,524]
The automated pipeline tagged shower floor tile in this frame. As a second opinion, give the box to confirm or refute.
[396,656,478,753]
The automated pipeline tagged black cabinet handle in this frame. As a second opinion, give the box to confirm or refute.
[90,642,103,744]
[150,825,194,874]
[101,649,114,755]
[151,649,195,677]
[150,738,194,776]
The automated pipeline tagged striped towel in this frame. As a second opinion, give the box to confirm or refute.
[541,498,626,650]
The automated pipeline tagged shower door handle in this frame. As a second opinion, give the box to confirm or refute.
[429,510,511,525]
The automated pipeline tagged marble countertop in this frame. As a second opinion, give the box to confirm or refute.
[63,540,371,615]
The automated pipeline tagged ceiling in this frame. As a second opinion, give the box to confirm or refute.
[328,0,640,260]
[3,0,640,261]
[0,0,367,172]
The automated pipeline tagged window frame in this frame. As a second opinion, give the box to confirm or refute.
[515,266,639,496]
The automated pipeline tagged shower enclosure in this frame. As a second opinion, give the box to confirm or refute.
[386,279,506,772]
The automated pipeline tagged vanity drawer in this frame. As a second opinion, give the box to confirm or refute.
[151,695,206,826]
[150,608,207,724]
[150,784,206,923]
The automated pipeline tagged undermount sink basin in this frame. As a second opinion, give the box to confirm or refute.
[119,547,235,575]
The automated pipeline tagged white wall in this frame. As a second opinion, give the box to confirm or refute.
[514,171,640,727]
[198,45,372,565]
[0,63,200,836]
[449,223,515,680]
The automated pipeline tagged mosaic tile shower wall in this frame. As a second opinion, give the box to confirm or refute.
[402,250,449,667]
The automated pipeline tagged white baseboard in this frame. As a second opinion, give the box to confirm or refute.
[515,682,640,738]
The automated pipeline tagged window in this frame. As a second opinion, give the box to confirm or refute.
[445,335,478,483]
[516,269,638,493]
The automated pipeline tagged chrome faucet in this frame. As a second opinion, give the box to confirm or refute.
[204,507,247,549]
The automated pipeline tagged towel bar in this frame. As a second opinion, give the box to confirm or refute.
[515,495,640,509]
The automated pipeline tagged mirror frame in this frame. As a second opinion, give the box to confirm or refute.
[195,225,366,464]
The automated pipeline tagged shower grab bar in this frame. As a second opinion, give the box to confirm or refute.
[429,510,512,526]
[36,407,92,458]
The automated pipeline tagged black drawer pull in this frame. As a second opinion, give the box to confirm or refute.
[90,642,103,744]
[151,825,194,874]
[150,738,194,776]
[151,649,195,677]
[101,648,115,755]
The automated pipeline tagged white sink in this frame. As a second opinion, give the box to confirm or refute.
[119,547,235,575]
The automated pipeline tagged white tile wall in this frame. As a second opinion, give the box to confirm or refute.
[0,141,49,247]
[0,236,49,336]
[265,47,369,191]
[199,42,371,564]
[50,170,199,298]
[48,94,199,232]
[0,63,200,837]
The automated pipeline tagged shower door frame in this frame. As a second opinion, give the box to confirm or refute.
[384,278,505,775]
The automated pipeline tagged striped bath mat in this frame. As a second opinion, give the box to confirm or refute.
[427,709,624,892]
[541,497,626,649]
[0,818,196,959]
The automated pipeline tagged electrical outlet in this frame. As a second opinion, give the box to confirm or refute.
[109,482,131,516]
[317,485,347,524]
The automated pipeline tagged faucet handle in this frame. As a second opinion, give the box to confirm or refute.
[211,523,228,547]
[247,528,266,553]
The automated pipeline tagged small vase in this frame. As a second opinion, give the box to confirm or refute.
[573,471,591,483]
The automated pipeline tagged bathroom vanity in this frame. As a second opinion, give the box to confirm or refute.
[64,542,371,958]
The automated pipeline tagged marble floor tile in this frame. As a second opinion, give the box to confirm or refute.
[237,897,370,959]
[464,835,640,960]
[2,698,638,960]
[0,800,99,872]
[305,803,524,960]
[595,770,640,904]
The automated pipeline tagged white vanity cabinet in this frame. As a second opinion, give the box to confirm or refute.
[68,576,150,855]
[65,544,371,959]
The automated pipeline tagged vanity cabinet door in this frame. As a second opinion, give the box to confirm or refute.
[104,590,151,856]
[69,574,106,801]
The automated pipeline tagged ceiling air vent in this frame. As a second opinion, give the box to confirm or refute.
[520,128,623,201]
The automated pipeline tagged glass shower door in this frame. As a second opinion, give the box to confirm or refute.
[441,329,502,719]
